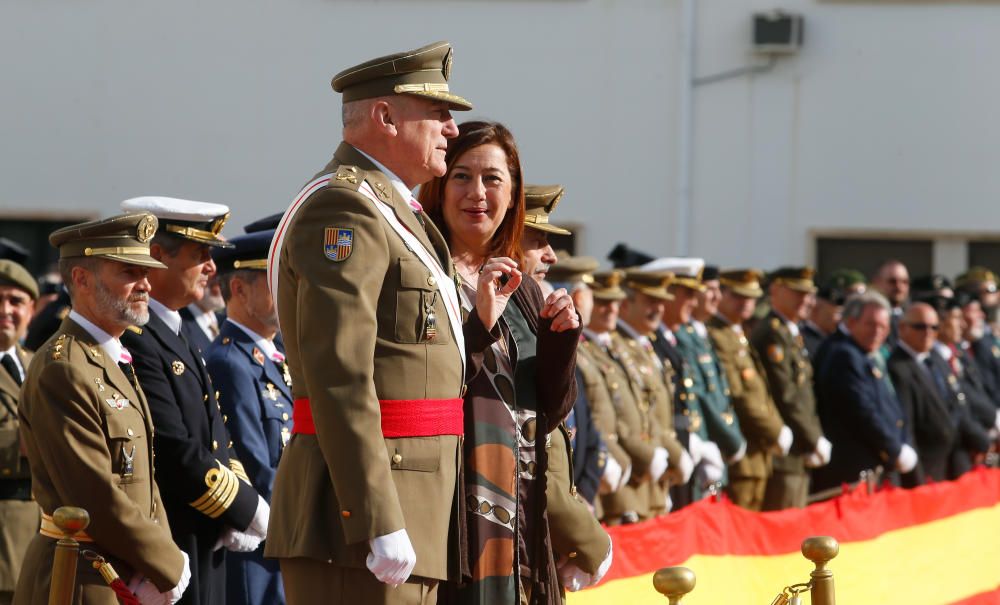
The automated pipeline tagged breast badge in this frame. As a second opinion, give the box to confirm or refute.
[172,360,185,375]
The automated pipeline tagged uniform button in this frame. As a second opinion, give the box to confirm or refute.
[228,441,233,448]
[392,453,403,464]
[568,551,578,559]
[282,413,289,421]
[341,510,351,519]
[212,440,219,451]
[223,415,228,422]
[203,394,208,402]
[427,276,436,287]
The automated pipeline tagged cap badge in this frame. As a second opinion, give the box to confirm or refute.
[325,227,353,262]
[137,215,157,243]
[443,48,453,80]
[172,360,185,376]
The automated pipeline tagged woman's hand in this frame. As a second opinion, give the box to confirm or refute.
[540,288,580,333]
[476,257,522,331]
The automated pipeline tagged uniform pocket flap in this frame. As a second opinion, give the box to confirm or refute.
[386,437,441,472]
[398,258,434,291]
[105,420,137,441]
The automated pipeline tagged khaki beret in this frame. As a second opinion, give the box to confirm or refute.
[524,184,571,235]
[0,260,39,300]
[332,41,473,111]
[592,270,627,302]
[624,269,674,301]
[49,213,167,269]
[719,269,764,299]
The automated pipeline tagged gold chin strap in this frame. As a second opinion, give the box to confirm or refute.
[165,224,221,241]
[84,246,152,257]
[524,214,550,225]
[394,82,450,94]
[233,259,267,270]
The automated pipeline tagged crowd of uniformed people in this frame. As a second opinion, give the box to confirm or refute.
[0,39,998,605]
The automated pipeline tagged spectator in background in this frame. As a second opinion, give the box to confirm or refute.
[871,260,910,348]
[801,269,866,358]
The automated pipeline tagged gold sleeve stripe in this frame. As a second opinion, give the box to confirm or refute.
[189,462,240,518]
[229,460,251,484]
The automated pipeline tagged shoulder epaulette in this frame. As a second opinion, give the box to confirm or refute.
[49,333,69,360]
[126,325,143,335]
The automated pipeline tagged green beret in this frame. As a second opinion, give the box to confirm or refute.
[0,260,39,300]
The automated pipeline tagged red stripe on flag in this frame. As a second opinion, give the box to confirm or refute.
[952,587,1000,604]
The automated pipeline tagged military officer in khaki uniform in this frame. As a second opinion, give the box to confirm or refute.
[750,267,830,510]
[265,42,478,605]
[15,214,190,605]
[521,185,570,285]
[0,261,39,605]
[614,271,691,518]
[708,270,792,511]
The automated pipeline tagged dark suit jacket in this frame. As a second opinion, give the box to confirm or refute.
[887,347,957,483]
[122,309,259,605]
[178,307,216,356]
[800,321,825,360]
[812,331,908,492]
[568,371,603,504]
[968,334,1000,401]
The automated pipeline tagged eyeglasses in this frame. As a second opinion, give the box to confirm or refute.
[466,495,513,526]
[907,322,939,331]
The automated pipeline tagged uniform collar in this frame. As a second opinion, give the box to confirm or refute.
[772,309,800,336]
[582,328,612,348]
[186,303,218,331]
[691,320,708,339]
[149,297,182,336]
[68,309,129,363]
[1,344,24,380]
[227,318,280,361]
[355,147,414,202]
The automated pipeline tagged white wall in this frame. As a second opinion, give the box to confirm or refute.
[2,0,999,270]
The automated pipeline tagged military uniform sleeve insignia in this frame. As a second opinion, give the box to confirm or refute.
[324,227,354,262]
[768,344,784,362]
[172,360,185,375]
[191,461,240,518]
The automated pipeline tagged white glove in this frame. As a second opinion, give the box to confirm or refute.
[367,529,416,587]
[677,449,695,484]
[558,560,592,593]
[804,452,824,468]
[128,552,190,605]
[247,495,269,539]
[686,432,705,466]
[896,443,919,473]
[222,527,262,553]
[664,491,673,513]
[594,541,614,586]
[700,460,724,484]
[649,447,669,482]
[728,440,747,464]
[600,456,623,495]
[815,436,833,465]
[618,461,632,491]
[777,425,793,456]
[700,441,724,470]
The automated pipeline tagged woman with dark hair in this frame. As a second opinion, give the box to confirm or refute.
[418,121,581,605]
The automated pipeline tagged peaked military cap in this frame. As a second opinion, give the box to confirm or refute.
[624,269,674,301]
[332,41,473,111]
[523,184,572,235]
[607,243,654,269]
[719,269,764,299]
[592,270,627,301]
[121,197,233,248]
[956,266,998,293]
[547,254,598,286]
[213,229,275,274]
[0,237,29,265]
[640,257,705,292]
[769,266,817,293]
[244,213,283,234]
[49,213,167,269]
[0,260,39,300]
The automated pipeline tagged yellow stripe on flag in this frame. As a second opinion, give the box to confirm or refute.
[569,503,1000,605]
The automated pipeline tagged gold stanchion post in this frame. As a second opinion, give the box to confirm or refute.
[802,536,839,605]
[47,507,90,605]
[653,567,696,604]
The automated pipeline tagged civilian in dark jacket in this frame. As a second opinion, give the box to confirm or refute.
[812,292,916,492]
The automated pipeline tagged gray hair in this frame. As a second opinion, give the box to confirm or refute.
[842,291,891,320]
[342,99,370,129]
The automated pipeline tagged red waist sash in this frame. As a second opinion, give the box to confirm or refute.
[292,397,463,438]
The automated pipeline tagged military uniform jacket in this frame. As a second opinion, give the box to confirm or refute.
[17,319,183,601]
[265,143,476,582]
[122,310,259,605]
[575,343,632,473]
[650,325,705,442]
[750,312,823,474]
[674,323,744,458]
[204,320,293,502]
[546,424,610,576]
[707,316,783,480]
[0,344,35,593]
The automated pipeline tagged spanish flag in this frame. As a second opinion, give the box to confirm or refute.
[570,468,1000,604]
